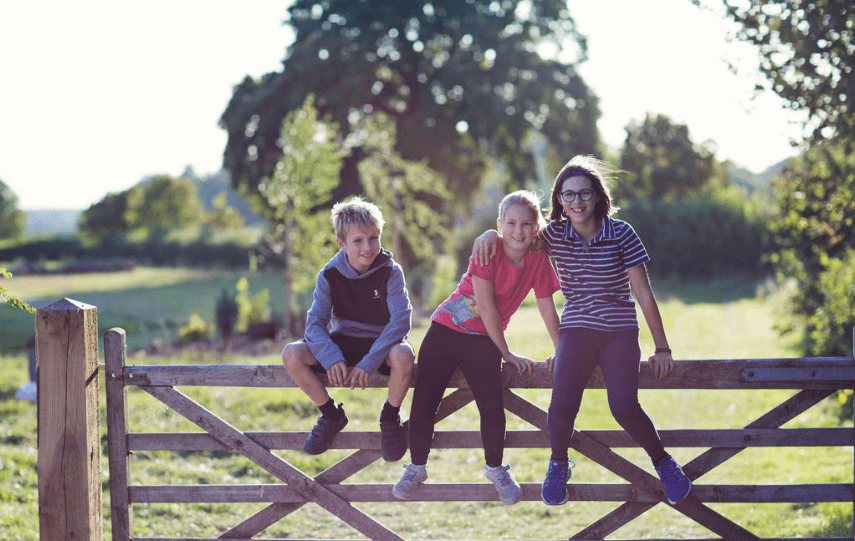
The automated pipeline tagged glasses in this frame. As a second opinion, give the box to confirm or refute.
[559,189,595,203]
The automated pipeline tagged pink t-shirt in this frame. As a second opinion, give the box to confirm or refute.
[431,237,561,335]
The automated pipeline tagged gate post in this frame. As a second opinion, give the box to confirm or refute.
[36,298,102,541]
[105,328,131,541]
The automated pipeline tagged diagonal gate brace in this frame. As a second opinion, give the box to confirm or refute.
[139,385,403,541]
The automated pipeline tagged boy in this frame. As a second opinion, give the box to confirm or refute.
[282,197,415,461]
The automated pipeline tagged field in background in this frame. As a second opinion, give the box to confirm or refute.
[1,269,852,539]
[0,267,288,352]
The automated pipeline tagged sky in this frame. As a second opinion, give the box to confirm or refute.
[0,0,805,211]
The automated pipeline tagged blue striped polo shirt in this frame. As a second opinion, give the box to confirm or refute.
[542,217,650,331]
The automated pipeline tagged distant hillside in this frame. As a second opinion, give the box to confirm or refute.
[25,209,81,237]
[188,169,263,226]
[728,157,792,194]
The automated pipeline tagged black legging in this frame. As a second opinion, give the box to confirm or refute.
[408,321,506,467]
[547,327,667,464]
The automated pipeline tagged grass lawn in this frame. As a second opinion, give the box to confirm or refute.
[1,270,851,539]
[0,267,289,352]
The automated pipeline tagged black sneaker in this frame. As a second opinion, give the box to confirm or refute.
[303,405,348,455]
[379,417,408,462]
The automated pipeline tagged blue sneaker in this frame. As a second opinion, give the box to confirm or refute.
[655,455,692,504]
[541,459,574,505]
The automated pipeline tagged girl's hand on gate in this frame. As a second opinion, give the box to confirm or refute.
[545,355,555,372]
[327,361,348,387]
[647,351,674,380]
[504,352,535,376]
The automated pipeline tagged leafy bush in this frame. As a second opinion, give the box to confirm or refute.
[617,187,774,280]
[234,277,271,333]
[0,237,253,269]
[176,313,214,343]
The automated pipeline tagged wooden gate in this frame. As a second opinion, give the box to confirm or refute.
[99,326,855,541]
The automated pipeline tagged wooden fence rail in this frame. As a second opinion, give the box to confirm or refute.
[36,300,855,541]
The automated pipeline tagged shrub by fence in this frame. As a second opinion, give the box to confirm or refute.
[36,299,855,540]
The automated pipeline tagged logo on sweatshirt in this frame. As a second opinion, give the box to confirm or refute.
[373,289,381,299]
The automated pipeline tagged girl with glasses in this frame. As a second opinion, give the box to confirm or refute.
[472,155,693,507]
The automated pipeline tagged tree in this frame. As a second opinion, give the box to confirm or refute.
[705,0,855,356]
[0,179,26,240]
[353,111,452,278]
[701,0,855,141]
[220,0,599,214]
[79,176,204,243]
[135,175,205,239]
[769,141,855,356]
[204,191,245,231]
[618,113,720,201]
[255,95,344,332]
[78,189,139,244]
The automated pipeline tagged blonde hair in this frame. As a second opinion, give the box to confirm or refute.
[331,196,385,240]
[498,190,548,251]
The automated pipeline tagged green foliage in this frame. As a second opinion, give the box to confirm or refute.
[0,236,253,269]
[711,0,854,141]
[617,113,721,201]
[424,254,459,311]
[219,0,599,211]
[0,179,25,240]
[770,140,855,356]
[234,277,271,334]
[355,112,453,272]
[214,288,238,343]
[710,0,855,359]
[618,186,774,279]
[78,190,136,244]
[138,175,205,239]
[203,191,245,232]
[0,268,33,313]
[176,313,214,343]
[79,175,205,244]
[253,95,342,327]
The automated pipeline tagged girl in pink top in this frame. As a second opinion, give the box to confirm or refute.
[393,191,561,505]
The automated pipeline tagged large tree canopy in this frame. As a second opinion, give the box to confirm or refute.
[220,0,599,209]
[704,0,854,140]
[706,0,855,356]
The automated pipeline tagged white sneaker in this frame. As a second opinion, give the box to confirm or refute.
[485,464,522,505]
[392,463,428,500]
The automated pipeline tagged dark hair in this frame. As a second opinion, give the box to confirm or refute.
[547,155,619,223]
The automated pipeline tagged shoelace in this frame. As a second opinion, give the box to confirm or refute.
[659,461,680,484]
[545,460,575,484]
[492,466,514,488]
